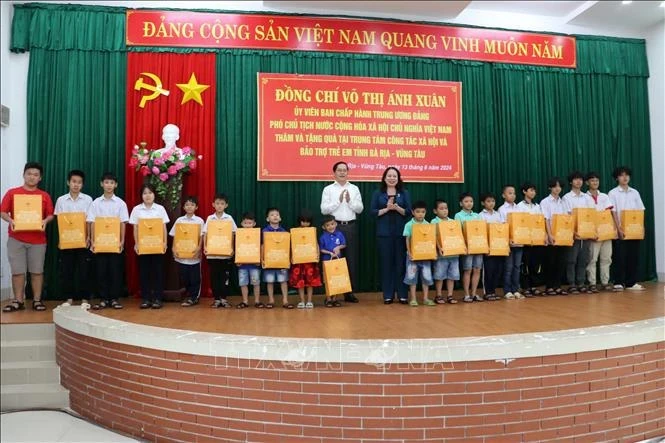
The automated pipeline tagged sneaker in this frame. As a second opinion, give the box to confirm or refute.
[613,284,625,292]
[513,291,524,299]
[626,283,646,291]
[297,302,306,309]
[504,292,515,300]
[305,302,314,309]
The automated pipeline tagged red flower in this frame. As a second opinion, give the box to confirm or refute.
[188,160,197,170]
[140,166,150,176]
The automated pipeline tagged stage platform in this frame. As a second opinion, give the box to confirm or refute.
[3,284,664,442]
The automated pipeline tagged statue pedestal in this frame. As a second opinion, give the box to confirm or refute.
[149,174,186,302]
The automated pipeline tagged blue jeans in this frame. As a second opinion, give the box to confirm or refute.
[503,247,523,293]
[403,257,433,286]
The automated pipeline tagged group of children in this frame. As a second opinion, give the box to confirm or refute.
[401,167,647,306]
[1,163,647,313]
[0,164,352,311]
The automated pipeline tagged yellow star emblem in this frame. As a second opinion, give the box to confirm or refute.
[176,73,210,106]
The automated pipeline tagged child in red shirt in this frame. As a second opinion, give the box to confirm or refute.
[1,162,54,312]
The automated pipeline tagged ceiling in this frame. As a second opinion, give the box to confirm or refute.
[11,0,664,37]
[264,1,665,36]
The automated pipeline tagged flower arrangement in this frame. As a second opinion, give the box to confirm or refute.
[128,142,201,212]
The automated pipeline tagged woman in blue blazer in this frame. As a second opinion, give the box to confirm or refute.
[370,167,411,304]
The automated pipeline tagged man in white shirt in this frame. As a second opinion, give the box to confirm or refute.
[87,172,129,309]
[608,166,646,291]
[54,169,93,308]
[320,161,364,302]
[584,172,614,292]
[563,171,595,294]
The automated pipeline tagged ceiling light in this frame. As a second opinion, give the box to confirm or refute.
[621,0,632,4]
[660,1,665,6]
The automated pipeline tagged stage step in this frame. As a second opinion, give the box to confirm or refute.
[0,324,69,411]
[1,361,61,385]
[0,383,70,411]
[0,323,55,342]
[0,339,56,362]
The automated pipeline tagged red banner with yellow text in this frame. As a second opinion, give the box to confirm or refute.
[258,73,463,183]
[126,11,576,68]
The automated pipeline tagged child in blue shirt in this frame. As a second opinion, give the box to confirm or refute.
[455,192,484,303]
[403,201,435,307]
[237,212,262,309]
[431,199,459,305]
[319,215,346,307]
[262,207,293,309]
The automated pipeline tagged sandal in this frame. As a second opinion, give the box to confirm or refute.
[3,300,25,312]
[568,286,579,294]
[92,301,107,310]
[282,303,295,309]
[32,300,47,311]
[463,295,473,303]
[333,300,342,307]
[325,300,334,308]
[531,288,542,296]
[555,288,568,296]
[472,295,484,302]
[545,288,556,296]
[296,302,306,309]
[181,298,197,307]
[588,285,599,294]
[409,300,419,307]
[111,300,123,309]
[139,302,151,309]
[265,303,275,309]
[236,302,249,309]
[579,286,588,293]
[423,299,436,306]
[446,296,458,304]
[434,295,446,304]
[254,302,265,308]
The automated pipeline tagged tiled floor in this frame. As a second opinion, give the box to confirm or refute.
[0,410,138,442]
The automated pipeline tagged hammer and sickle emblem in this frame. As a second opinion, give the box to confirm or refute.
[134,72,170,108]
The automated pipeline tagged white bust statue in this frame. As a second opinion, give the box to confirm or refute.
[154,123,184,158]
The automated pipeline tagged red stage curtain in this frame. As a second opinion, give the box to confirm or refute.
[125,52,216,297]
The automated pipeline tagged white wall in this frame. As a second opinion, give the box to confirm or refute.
[643,20,665,281]
[1,2,664,299]
[0,1,29,299]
